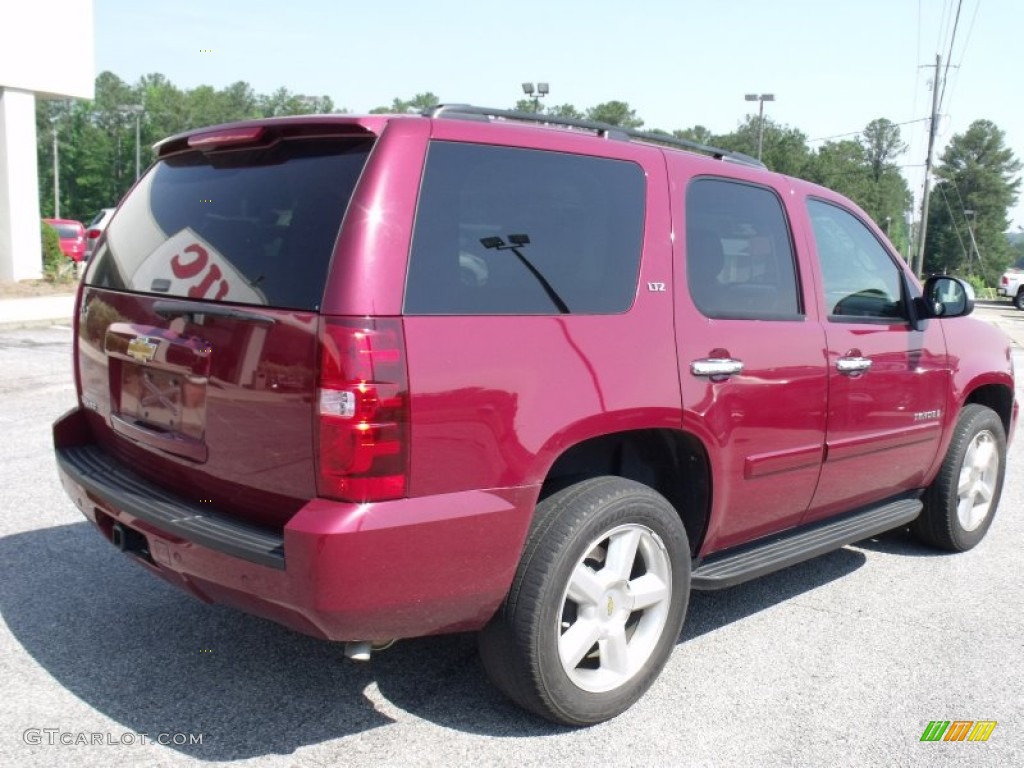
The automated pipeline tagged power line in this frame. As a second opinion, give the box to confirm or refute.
[937,183,970,262]
[808,118,930,144]
[936,0,953,56]
[911,0,923,136]
[938,0,964,113]
[937,0,982,131]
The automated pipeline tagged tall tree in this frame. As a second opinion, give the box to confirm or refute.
[860,118,905,183]
[924,120,1022,283]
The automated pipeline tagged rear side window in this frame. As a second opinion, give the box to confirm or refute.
[86,138,373,310]
[405,142,645,315]
[685,178,801,320]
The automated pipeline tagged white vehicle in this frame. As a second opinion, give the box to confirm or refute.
[84,208,116,261]
[998,255,1024,310]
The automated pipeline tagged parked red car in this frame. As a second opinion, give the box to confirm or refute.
[54,107,1017,725]
[43,218,86,262]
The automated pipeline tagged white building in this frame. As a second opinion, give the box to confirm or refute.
[0,1,95,281]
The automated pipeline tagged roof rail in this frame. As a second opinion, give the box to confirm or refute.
[423,104,765,169]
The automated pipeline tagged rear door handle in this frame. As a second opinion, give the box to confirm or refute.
[690,358,744,379]
[836,356,872,374]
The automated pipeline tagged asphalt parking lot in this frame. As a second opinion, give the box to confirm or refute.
[1,311,1021,767]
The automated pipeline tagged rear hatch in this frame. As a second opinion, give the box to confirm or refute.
[77,125,374,530]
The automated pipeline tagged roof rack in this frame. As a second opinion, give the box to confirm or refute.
[423,104,765,169]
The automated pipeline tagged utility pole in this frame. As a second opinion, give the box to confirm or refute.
[913,54,941,278]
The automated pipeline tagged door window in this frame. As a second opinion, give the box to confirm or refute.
[807,199,906,321]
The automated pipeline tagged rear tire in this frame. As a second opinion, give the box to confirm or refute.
[1014,289,1024,311]
[479,477,690,726]
[911,404,1006,551]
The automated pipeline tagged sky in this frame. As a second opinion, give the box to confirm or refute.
[94,0,1022,229]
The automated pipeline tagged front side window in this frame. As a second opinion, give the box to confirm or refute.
[404,142,645,315]
[807,199,906,321]
[685,178,801,320]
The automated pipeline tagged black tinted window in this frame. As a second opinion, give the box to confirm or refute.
[86,139,372,310]
[405,142,645,315]
[807,199,905,320]
[52,224,80,239]
[685,178,801,320]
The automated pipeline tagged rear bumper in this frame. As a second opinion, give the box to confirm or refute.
[53,407,535,642]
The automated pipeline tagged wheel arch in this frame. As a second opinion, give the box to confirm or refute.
[539,427,711,556]
[963,381,1016,441]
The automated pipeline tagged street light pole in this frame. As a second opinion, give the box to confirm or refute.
[50,117,60,218]
[744,93,775,162]
[118,104,144,180]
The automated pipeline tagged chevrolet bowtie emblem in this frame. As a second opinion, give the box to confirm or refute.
[126,336,158,363]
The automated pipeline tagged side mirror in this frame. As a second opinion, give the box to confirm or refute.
[916,275,974,320]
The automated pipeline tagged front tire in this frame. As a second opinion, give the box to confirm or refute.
[479,477,690,726]
[911,404,1006,551]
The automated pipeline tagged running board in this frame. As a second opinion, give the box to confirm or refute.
[691,498,922,590]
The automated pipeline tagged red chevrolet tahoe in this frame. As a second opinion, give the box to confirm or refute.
[54,106,1017,725]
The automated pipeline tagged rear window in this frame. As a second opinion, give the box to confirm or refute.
[86,138,372,310]
[52,224,82,239]
[405,142,645,315]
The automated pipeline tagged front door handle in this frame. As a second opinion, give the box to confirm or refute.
[690,358,744,379]
[836,356,872,374]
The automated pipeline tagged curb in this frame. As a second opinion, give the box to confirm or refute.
[0,295,76,331]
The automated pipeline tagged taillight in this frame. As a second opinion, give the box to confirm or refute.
[1001,276,1009,286]
[87,229,101,240]
[316,317,409,502]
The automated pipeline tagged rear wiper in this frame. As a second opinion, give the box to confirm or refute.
[480,234,570,314]
[153,300,276,325]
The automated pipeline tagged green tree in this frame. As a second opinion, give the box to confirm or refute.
[370,92,440,114]
[37,71,347,224]
[547,103,584,120]
[715,115,812,177]
[924,120,1022,284]
[258,87,335,117]
[585,101,643,128]
[673,125,715,145]
[512,98,540,113]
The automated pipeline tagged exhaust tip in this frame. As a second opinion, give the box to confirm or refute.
[345,641,372,662]
[111,523,126,551]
